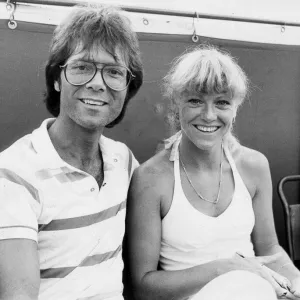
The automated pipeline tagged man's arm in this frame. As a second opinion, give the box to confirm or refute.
[0,239,40,300]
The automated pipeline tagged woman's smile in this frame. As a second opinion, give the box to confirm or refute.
[194,125,220,133]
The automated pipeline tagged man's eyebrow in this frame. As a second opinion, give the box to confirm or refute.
[70,59,121,66]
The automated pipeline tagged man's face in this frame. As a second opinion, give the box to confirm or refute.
[54,46,128,131]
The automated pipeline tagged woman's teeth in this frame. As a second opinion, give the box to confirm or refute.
[195,125,218,132]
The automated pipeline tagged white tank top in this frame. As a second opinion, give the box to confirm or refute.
[160,139,255,271]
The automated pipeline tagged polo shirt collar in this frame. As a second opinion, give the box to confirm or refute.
[31,118,116,172]
[31,118,66,169]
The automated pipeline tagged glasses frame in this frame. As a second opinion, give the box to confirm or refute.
[59,61,135,91]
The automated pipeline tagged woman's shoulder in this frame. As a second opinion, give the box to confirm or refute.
[230,146,271,198]
[129,150,174,210]
[132,149,174,186]
[232,145,270,178]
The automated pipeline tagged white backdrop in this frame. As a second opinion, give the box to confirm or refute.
[1,0,300,45]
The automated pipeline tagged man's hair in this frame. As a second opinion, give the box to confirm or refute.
[44,4,143,128]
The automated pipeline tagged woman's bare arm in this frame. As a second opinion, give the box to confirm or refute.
[242,148,300,296]
[125,155,279,300]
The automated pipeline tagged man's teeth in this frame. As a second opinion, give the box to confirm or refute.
[82,99,105,106]
[196,126,218,132]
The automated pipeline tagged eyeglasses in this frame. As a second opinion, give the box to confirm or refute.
[60,60,135,91]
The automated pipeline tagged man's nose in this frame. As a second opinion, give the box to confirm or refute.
[85,69,106,91]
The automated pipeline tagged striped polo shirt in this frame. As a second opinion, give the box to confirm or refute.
[0,118,139,300]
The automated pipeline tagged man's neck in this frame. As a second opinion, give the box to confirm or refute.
[48,118,103,169]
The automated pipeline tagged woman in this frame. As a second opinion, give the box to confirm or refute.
[126,45,300,300]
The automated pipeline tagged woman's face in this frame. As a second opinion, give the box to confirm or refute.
[178,91,237,150]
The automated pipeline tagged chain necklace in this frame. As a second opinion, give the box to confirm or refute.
[179,143,224,204]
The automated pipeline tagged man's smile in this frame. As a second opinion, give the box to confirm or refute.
[80,98,108,106]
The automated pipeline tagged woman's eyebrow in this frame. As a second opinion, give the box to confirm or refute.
[215,93,231,99]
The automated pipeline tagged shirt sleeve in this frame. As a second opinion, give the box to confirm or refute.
[0,176,41,242]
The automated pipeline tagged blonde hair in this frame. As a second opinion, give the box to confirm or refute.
[163,45,249,150]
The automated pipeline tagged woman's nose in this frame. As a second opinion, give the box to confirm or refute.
[201,105,217,122]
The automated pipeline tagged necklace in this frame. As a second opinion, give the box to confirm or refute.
[179,143,224,204]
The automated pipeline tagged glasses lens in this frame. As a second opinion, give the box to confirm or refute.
[103,65,129,90]
[65,61,95,85]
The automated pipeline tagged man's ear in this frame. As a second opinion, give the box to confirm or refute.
[54,81,60,92]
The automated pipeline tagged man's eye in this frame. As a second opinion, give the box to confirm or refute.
[69,62,92,72]
[77,65,88,70]
[105,67,126,78]
[109,69,121,75]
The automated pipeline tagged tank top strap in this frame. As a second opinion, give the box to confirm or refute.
[223,144,250,198]
[171,136,181,193]
[173,156,181,187]
[164,131,182,162]
[164,131,185,202]
[223,144,239,177]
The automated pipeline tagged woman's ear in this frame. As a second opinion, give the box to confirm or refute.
[54,81,60,92]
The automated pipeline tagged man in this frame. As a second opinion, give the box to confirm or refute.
[0,4,143,300]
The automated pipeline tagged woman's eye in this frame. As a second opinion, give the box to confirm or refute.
[188,99,202,105]
[216,100,231,107]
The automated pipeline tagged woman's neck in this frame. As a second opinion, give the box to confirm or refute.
[179,135,223,171]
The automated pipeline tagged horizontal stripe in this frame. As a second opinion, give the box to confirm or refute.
[77,295,103,300]
[0,168,40,202]
[54,172,71,183]
[40,266,75,279]
[40,245,122,279]
[77,292,121,300]
[39,201,126,231]
[64,172,86,182]
[35,169,57,180]
[35,168,86,183]
[80,245,121,267]
[0,225,37,232]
